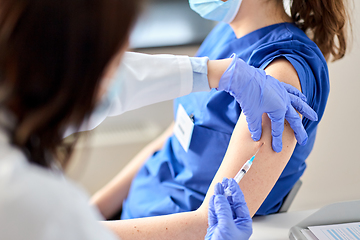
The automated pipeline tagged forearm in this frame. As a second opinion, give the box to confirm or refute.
[103,209,207,240]
[91,123,175,219]
[207,58,233,89]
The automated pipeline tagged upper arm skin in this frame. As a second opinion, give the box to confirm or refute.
[199,58,302,216]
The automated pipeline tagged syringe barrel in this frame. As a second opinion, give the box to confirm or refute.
[234,161,252,183]
[224,188,232,198]
[224,160,253,197]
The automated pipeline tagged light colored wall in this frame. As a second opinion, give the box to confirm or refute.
[290,4,360,211]
[67,4,360,211]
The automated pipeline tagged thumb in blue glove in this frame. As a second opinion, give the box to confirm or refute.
[205,178,252,240]
[217,55,318,152]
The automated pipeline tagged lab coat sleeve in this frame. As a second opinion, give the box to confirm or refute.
[106,51,194,117]
[0,147,120,240]
[64,52,208,137]
[189,56,211,92]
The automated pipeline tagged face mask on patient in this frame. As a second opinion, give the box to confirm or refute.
[189,0,243,23]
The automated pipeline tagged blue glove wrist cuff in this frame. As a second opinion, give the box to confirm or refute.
[217,54,237,92]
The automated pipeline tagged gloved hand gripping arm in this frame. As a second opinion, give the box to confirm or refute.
[217,55,318,152]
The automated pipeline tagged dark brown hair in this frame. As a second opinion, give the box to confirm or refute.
[0,0,139,168]
[289,0,350,61]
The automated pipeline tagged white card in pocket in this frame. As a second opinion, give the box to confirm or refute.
[173,104,194,152]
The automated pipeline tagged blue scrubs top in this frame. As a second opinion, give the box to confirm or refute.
[122,22,329,218]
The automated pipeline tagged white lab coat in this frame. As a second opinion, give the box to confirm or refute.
[0,52,206,240]
[65,52,195,137]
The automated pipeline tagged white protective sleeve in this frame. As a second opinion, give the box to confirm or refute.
[65,52,194,137]
[0,149,120,240]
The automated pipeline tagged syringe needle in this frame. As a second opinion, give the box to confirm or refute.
[254,142,264,156]
[224,142,265,198]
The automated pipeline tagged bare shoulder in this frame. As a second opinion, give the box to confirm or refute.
[264,58,302,92]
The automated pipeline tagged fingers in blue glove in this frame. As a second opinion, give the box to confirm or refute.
[227,179,251,219]
[288,94,318,121]
[214,195,234,225]
[267,115,285,153]
[285,107,308,145]
[208,178,253,240]
[281,82,307,102]
[208,195,218,227]
[215,182,225,195]
[222,177,229,189]
[247,116,263,142]
[227,179,245,203]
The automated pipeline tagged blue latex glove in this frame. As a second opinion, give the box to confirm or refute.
[217,55,318,152]
[205,178,253,240]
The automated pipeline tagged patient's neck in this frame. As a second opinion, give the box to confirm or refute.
[229,0,293,39]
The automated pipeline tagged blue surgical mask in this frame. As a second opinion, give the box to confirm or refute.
[189,0,243,23]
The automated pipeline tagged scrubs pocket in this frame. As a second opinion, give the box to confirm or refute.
[172,124,232,195]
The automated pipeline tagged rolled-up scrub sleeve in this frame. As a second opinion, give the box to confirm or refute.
[64,52,210,137]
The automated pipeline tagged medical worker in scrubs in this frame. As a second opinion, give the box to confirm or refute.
[0,0,319,239]
[93,0,350,238]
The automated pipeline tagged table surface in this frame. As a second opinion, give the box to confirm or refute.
[250,209,317,240]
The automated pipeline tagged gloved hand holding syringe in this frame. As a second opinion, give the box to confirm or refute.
[224,142,265,198]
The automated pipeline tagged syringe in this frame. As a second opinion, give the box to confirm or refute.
[224,143,264,198]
